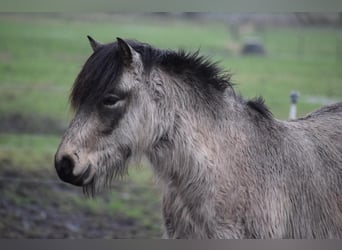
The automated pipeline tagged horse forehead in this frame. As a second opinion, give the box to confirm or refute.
[118,67,143,89]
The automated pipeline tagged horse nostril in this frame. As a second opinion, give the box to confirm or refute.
[60,155,74,174]
[55,153,92,186]
[55,154,75,180]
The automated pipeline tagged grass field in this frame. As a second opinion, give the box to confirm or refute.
[1,13,341,119]
[0,13,341,238]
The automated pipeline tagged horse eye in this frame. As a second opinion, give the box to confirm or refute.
[102,95,121,107]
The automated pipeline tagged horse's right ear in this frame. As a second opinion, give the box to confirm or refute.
[87,35,102,52]
[116,37,135,66]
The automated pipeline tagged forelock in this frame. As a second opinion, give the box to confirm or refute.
[70,43,124,110]
[69,38,234,110]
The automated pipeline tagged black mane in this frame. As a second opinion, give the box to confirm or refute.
[71,39,271,120]
[124,40,233,93]
[70,39,233,109]
[71,42,124,109]
[247,97,273,119]
[159,49,232,92]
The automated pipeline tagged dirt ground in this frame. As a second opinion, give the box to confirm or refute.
[0,166,163,238]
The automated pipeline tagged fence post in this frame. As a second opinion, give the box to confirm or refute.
[289,91,300,120]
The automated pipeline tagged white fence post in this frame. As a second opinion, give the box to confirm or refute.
[289,91,300,120]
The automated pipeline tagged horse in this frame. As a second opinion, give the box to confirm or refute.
[55,36,342,238]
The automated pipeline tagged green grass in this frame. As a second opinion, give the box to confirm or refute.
[0,14,232,120]
[0,14,341,120]
[0,133,59,171]
[225,55,341,118]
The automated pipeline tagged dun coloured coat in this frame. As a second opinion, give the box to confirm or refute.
[55,37,342,238]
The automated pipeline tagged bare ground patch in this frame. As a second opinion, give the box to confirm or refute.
[0,165,162,238]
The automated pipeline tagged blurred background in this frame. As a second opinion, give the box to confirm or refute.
[0,12,341,238]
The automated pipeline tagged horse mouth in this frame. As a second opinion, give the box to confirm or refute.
[72,165,94,186]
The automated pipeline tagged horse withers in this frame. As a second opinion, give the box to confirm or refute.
[55,36,342,238]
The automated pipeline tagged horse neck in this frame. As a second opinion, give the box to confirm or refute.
[146,70,249,202]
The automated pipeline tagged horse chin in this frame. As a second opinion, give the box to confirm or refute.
[81,165,95,185]
[82,178,96,196]
[78,165,97,195]
[81,152,131,196]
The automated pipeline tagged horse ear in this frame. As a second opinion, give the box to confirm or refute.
[116,37,135,65]
[87,35,102,52]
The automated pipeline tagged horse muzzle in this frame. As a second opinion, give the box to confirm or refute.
[54,152,94,186]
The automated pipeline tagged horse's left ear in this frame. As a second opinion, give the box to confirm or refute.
[116,37,136,66]
[87,35,102,52]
